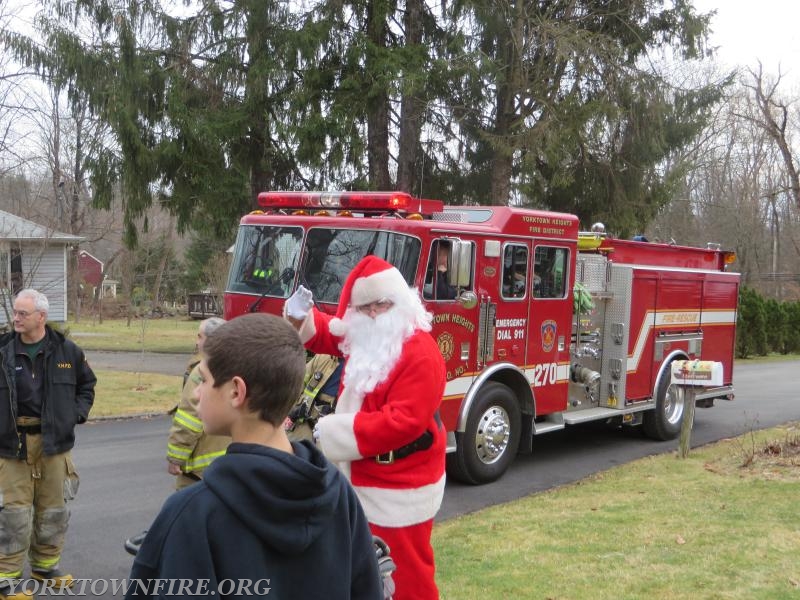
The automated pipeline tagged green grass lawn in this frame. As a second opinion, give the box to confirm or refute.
[433,424,800,599]
[91,370,181,417]
[67,317,199,353]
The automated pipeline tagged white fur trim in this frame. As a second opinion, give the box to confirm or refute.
[354,474,446,527]
[329,317,345,336]
[334,385,364,415]
[350,268,409,307]
[317,413,363,462]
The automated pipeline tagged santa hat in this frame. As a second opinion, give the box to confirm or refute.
[329,255,410,336]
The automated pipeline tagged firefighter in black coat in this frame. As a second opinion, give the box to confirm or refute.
[0,290,96,600]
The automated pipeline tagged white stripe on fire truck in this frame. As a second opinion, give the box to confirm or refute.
[442,363,572,399]
[627,309,737,374]
[444,377,473,397]
[616,263,740,276]
[521,363,571,385]
[698,309,739,325]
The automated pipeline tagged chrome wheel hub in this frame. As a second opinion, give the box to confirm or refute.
[474,405,511,464]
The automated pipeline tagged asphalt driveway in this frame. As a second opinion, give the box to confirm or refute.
[85,350,192,376]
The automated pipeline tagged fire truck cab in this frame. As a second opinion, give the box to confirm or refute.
[224,191,739,484]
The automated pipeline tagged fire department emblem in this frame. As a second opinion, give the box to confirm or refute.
[437,332,455,362]
[541,320,557,353]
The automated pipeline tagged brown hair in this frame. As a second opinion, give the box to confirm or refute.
[203,314,306,426]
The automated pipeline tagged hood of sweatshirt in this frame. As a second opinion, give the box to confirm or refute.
[202,440,342,556]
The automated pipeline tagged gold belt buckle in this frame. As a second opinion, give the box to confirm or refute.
[375,451,395,465]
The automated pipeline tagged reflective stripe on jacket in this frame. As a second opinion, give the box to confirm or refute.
[166,363,230,476]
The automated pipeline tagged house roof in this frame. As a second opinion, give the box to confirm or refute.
[0,209,84,242]
[79,249,104,267]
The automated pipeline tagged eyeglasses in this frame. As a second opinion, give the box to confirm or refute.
[13,309,39,318]
[355,299,394,315]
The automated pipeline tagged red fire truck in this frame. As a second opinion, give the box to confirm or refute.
[223,191,739,484]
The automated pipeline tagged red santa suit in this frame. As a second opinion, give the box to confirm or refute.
[288,256,446,600]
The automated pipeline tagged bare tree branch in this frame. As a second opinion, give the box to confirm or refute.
[740,62,800,208]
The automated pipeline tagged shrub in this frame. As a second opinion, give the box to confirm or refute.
[764,298,785,354]
[736,287,768,358]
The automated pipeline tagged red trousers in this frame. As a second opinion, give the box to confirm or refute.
[370,520,438,600]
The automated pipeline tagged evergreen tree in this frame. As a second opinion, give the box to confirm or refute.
[3,0,728,242]
[445,0,728,233]
[182,233,232,294]
[5,1,306,245]
[735,287,768,359]
[764,298,785,354]
[783,301,800,354]
[291,0,451,194]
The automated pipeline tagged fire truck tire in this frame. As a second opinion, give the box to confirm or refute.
[446,382,521,485]
[642,370,684,441]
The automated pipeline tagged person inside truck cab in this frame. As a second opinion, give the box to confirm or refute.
[533,255,552,298]
[424,242,458,300]
[502,246,528,298]
[533,247,566,299]
[512,264,526,296]
[242,236,281,289]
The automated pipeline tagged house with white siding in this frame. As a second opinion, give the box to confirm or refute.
[0,209,83,325]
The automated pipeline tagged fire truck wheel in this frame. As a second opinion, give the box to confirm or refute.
[642,370,685,441]
[446,382,521,485]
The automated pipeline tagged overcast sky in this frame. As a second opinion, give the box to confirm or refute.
[692,0,800,83]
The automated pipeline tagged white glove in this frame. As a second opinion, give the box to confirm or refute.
[312,423,321,443]
[286,285,313,320]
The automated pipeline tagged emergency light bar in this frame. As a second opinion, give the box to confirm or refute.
[257,191,444,216]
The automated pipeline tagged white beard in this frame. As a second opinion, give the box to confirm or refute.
[339,308,415,397]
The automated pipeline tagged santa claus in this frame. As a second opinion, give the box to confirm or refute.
[284,255,446,600]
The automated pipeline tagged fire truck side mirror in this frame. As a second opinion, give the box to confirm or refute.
[457,290,478,309]
[450,240,473,289]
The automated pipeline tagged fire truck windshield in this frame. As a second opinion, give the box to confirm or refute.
[303,228,420,304]
[227,225,303,298]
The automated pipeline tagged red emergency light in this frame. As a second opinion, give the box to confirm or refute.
[257,191,444,216]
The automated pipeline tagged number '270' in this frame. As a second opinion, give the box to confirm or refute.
[530,363,558,387]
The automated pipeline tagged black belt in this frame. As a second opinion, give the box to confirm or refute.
[18,425,42,435]
[183,472,202,482]
[376,430,434,464]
